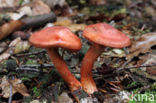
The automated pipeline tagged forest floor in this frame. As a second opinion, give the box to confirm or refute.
[0,0,156,103]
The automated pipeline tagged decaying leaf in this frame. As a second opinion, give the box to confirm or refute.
[41,0,73,16]
[42,0,67,8]
[58,92,73,103]
[67,24,86,32]
[137,53,156,75]
[0,76,29,98]
[80,97,99,103]
[127,32,156,59]
[6,0,51,20]
[0,42,7,53]
[0,0,20,8]
[54,17,86,32]
[0,53,10,62]
[9,37,31,54]
[54,17,72,26]
[6,12,25,20]
[30,100,40,103]
[89,0,106,5]
[18,6,33,17]
[0,20,24,40]
[102,48,126,57]
[0,37,30,62]
[31,0,51,15]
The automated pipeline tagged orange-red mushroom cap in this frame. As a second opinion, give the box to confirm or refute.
[29,26,82,51]
[83,23,131,48]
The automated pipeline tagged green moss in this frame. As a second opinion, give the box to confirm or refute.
[32,87,41,97]
[127,81,137,88]
[26,59,37,64]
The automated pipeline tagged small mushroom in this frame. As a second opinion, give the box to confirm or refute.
[81,23,131,94]
[29,26,82,91]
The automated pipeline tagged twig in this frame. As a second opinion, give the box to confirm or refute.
[119,59,132,71]
[16,64,54,71]
[130,68,156,81]
[20,12,56,30]
[16,67,39,72]
[116,64,156,73]
[122,64,156,69]
[15,50,46,57]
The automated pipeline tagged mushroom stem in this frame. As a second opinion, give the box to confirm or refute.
[47,48,81,91]
[81,43,103,94]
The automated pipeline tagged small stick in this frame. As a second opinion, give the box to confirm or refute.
[116,64,156,73]
[20,12,56,30]
[15,50,46,57]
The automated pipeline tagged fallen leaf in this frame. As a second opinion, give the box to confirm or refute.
[18,6,33,16]
[9,37,31,54]
[102,48,126,57]
[0,76,29,98]
[58,92,73,103]
[137,53,156,75]
[30,100,40,103]
[0,42,7,53]
[126,32,156,59]
[42,0,74,16]
[0,0,19,8]
[54,17,86,32]
[0,53,10,62]
[0,37,30,62]
[80,97,99,103]
[54,17,72,26]
[6,12,25,20]
[31,0,51,15]
[42,0,67,8]
[67,24,86,32]
[89,0,106,5]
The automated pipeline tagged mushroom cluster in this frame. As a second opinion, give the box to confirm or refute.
[29,23,131,95]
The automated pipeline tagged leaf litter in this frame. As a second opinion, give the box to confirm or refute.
[127,32,156,60]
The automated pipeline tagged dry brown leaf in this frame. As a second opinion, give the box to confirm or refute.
[54,17,86,32]
[126,32,156,60]
[89,0,106,5]
[0,42,7,53]
[9,37,31,54]
[0,0,20,8]
[58,92,73,103]
[54,17,72,26]
[0,20,24,40]
[0,53,10,62]
[30,100,40,103]
[66,24,86,32]
[31,0,51,15]
[18,6,33,16]
[0,37,30,62]
[41,0,67,8]
[137,53,156,75]
[0,76,29,98]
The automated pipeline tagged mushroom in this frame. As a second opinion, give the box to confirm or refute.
[81,23,131,94]
[29,26,82,91]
